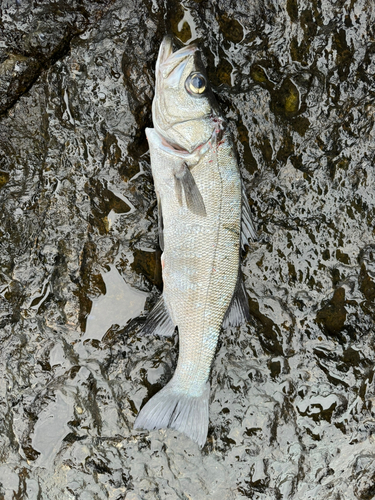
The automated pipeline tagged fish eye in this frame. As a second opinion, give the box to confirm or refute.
[186,72,207,95]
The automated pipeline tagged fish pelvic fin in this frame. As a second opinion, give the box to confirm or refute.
[156,192,164,251]
[134,381,210,448]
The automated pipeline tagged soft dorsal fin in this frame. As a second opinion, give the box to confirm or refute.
[241,183,257,249]
[141,296,175,337]
[222,272,251,328]
[174,162,206,216]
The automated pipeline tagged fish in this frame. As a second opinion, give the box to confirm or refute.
[134,36,257,447]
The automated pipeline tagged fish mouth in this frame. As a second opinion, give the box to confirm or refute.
[156,36,197,80]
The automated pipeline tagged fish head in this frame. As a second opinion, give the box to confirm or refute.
[152,36,220,154]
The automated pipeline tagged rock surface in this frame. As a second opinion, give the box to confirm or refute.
[1,0,375,498]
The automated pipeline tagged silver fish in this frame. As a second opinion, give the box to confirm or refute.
[134,36,256,447]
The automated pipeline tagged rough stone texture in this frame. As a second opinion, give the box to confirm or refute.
[0,0,375,498]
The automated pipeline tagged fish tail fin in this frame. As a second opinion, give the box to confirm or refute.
[134,381,210,448]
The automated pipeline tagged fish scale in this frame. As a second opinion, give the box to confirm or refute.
[134,37,256,447]
[159,135,241,392]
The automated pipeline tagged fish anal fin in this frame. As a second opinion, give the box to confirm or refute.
[223,273,251,328]
[174,162,206,217]
[141,296,175,337]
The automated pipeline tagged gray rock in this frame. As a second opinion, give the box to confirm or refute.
[0,0,374,498]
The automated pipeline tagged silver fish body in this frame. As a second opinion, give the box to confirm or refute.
[134,37,256,447]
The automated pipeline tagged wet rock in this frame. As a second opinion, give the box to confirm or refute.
[0,0,114,115]
[1,0,375,498]
[316,287,347,336]
[131,248,162,289]
[353,455,375,500]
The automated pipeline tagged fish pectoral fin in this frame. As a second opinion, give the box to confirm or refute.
[141,296,175,337]
[174,162,206,217]
[222,272,251,328]
[241,183,258,249]
[156,192,164,251]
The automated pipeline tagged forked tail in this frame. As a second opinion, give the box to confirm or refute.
[134,381,210,447]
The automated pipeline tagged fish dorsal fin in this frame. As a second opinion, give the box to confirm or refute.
[174,162,206,216]
[241,183,257,249]
[223,272,251,328]
[156,192,164,251]
[141,296,175,336]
